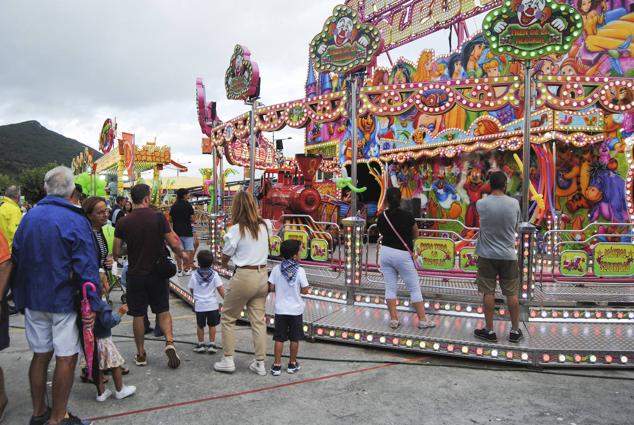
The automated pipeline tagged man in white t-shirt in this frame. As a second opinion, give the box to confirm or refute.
[188,250,225,353]
[268,239,309,376]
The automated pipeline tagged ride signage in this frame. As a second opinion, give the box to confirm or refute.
[310,4,383,74]
[593,243,634,277]
[225,45,260,101]
[483,0,582,59]
[345,0,502,52]
[414,238,455,271]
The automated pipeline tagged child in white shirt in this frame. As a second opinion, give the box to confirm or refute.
[188,250,225,353]
[268,239,310,376]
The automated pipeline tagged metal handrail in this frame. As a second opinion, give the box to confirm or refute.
[280,223,341,265]
[537,228,634,286]
[415,217,480,232]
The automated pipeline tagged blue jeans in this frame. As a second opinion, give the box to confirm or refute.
[379,246,423,303]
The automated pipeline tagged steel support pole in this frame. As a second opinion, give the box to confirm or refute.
[249,100,257,194]
[212,145,218,214]
[350,77,358,217]
[521,62,533,222]
[219,149,224,212]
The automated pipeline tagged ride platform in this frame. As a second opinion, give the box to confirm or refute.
[169,256,634,369]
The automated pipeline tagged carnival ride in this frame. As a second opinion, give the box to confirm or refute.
[174,0,634,367]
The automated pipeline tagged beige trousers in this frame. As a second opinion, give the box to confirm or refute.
[220,268,269,360]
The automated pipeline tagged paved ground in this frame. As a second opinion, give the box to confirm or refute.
[3,294,634,425]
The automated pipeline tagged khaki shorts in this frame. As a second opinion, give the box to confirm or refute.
[476,257,520,297]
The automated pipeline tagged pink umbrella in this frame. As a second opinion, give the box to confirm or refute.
[81,282,97,380]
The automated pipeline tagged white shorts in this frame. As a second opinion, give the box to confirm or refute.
[25,309,81,357]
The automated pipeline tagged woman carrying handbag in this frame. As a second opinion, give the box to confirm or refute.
[377,187,435,330]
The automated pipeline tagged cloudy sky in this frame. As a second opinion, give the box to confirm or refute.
[0,0,483,178]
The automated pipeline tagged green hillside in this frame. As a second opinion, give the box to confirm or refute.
[0,121,101,177]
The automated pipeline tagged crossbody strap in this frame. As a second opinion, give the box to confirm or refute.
[382,211,415,257]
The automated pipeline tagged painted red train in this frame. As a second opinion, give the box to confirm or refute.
[260,154,323,221]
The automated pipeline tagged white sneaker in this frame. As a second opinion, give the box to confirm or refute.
[177,270,184,277]
[193,343,206,353]
[184,269,192,276]
[115,385,136,400]
[214,355,236,373]
[96,388,112,402]
[249,359,266,376]
[418,319,436,329]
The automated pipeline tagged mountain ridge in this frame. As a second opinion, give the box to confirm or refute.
[0,120,102,177]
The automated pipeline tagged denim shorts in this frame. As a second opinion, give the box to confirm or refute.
[180,236,194,251]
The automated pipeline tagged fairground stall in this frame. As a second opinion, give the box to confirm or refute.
[74,118,187,205]
[176,0,634,367]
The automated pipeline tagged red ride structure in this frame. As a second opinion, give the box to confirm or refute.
[261,154,323,222]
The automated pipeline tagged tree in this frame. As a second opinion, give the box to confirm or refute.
[19,163,58,205]
[0,175,11,194]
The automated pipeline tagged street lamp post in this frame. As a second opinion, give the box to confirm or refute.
[273,135,292,166]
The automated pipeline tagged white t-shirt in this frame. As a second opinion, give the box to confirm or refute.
[188,270,224,312]
[268,265,309,316]
[222,220,272,267]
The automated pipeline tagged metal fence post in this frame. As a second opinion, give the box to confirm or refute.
[343,217,365,305]
[518,223,537,319]
[209,212,225,271]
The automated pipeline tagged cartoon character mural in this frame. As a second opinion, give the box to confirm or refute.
[463,165,492,227]
[300,0,634,234]
[585,165,628,223]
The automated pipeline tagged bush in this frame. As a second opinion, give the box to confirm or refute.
[19,163,58,205]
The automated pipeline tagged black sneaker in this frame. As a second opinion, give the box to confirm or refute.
[474,328,498,342]
[287,362,301,374]
[509,329,524,343]
[154,325,164,338]
[144,326,154,335]
[29,408,51,425]
[48,411,91,425]
[271,364,282,376]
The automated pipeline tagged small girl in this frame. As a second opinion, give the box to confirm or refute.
[92,293,136,402]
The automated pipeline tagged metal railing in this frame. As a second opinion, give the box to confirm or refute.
[536,222,634,288]
[279,214,343,273]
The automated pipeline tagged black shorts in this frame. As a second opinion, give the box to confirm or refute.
[126,272,170,317]
[0,299,9,351]
[196,310,221,328]
[273,314,304,342]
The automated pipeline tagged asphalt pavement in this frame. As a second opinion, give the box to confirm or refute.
[2,294,634,425]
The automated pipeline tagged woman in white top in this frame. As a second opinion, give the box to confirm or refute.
[213,191,271,376]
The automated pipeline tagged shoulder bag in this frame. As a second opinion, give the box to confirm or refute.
[382,211,421,269]
[155,213,177,279]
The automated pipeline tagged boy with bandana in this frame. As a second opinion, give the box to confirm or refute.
[268,240,310,376]
[189,250,225,353]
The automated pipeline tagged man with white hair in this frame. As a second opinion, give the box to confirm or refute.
[0,185,22,251]
[12,166,100,425]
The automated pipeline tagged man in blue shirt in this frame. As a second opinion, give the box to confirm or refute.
[12,166,100,425]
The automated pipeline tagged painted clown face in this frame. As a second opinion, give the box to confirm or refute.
[335,17,354,46]
[517,0,546,27]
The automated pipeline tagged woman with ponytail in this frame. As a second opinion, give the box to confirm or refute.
[377,187,435,330]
